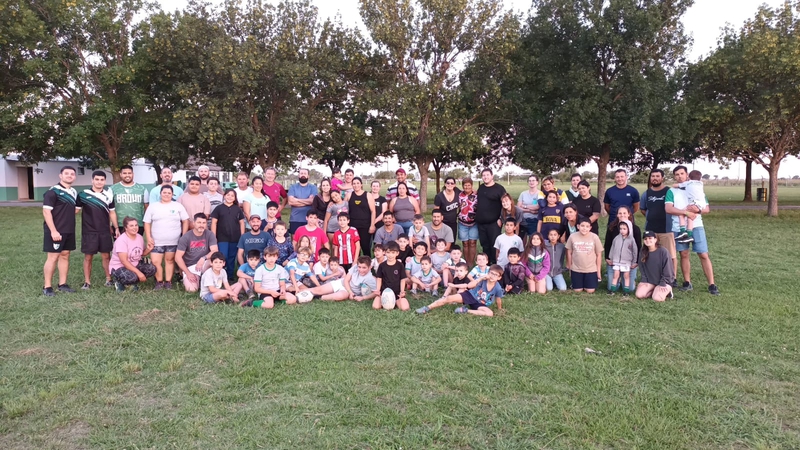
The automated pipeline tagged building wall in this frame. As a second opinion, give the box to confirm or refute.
[0,160,19,201]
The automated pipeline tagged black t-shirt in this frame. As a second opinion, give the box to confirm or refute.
[572,195,602,235]
[210,203,246,242]
[476,183,506,224]
[311,195,330,222]
[43,184,78,234]
[348,191,371,228]
[434,189,460,225]
[642,187,669,233]
[398,246,413,264]
[77,188,115,234]
[374,195,387,226]
[376,260,406,296]
[453,276,469,286]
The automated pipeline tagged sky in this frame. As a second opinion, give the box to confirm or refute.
[156,0,799,179]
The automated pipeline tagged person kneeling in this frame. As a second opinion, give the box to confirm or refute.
[109,216,157,292]
[200,252,242,304]
[416,264,504,317]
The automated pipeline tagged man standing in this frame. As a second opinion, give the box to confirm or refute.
[77,170,118,289]
[149,167,184,202]
[234,172,253,205]
[665,165,719,295]
[425,210,454,251]
[640,169,677,283]
[262,167,288,216]
[567,173,582,202]
[604,169,640,221]
[175,213,219,292]
[476,168,506,265]
[42,166,79,296]
[287,168,317,234]
[196,164,211,193]
[178,176,211,230]
[386,168,420,201]
[572,180,602,235]
[111,164,148,235]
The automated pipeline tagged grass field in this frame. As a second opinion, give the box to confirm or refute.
[1,207,799,449]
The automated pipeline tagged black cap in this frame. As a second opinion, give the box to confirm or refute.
[643,230,657,239]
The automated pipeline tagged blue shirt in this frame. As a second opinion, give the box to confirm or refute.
[239,263,258,278]
[288,183,318,223]
[468,280,504,307]
[150,184,184,203]
[603,185,640,220]
[237,231,268,258]
[286,258,312,281]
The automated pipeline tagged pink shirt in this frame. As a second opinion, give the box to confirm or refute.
[293,225,329,260]
[331,177,343,192]
[110,233,144,271]
[262,182,287,205]
[178,192,210,223]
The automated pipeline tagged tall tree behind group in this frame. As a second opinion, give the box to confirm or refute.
[491,0,693,204]
[687,0,800,217]
[359,0,519,209]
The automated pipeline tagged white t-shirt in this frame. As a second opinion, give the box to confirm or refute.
[253,264,289,292]
[235,187,254,204]
[200,268,226,297]
[143,201,189,246]
[493,233,525,268]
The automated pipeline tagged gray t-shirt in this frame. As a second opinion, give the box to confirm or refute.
[430,251,449,271]
[204,192,224,213]
[200,268,226,297]
[348,266,377,293]
[425,223,454,248]
[177,229,218,266]
[326,201,349,232]
[493,233,524,268]
[142,201,189,246]
[518,190,542,220]
[374,225,402,245]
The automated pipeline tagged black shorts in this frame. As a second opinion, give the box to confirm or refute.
[571,271,599,290]
[81,232,114,254]
[43,231,76,253]
[459,291,485,310]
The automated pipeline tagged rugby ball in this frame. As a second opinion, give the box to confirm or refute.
[380,288,396,310]
[296,290,314,304]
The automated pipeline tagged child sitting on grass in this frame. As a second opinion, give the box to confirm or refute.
[468,253,490,282]
[409,256,442,297]
[416,264,504,317]
[373,241,410,310]
[313,248,336,284]
[200,252,243,304]
[371,243,387,273]
[247,246,296,308]
[236,249,262,299]
[441,262,472,297]
[286,246,319,292]
[502,247,532,295]
[441,244,466,286]
[408,214,431,250]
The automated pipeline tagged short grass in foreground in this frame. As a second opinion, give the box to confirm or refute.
[1,207,799,449]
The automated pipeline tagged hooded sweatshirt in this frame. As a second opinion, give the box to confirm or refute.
[609,220,638,266]
[545,241,565,277]
[526,246,552,281]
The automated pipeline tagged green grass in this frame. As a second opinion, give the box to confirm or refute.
[1,207,799,449]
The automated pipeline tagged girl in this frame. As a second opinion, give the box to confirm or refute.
[287,235,317,265]
[310,178,332,229]
[324,188,348,243]
[524,232,550,294]
[607,220,637,295]
[458,178,478,265]
[498,193,524,235]
[346,177,377,256]
[537,191,564,240]
[635,231,675,302]
[266,221,294,267]
[603,206,642,292]
[210,188,246,279]
[545,228,567,291]
[388,182,419,234]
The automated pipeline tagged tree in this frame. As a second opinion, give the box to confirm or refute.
[492,0,693,207]
[359,0,519,211]
[687,1,800,216]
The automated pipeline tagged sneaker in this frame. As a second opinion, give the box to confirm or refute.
[114,281,125,293]
[240,299,254,308]
[163,281,173,290]
[104,280,114,287]
[607,290,615,296]
[410,288,418,295]
[153,282,164,291]
[431,289,438,298]
[679,281,693,292]
[671,279,679,288]
[708,284,720,296]
[43,287,55,297]
[454,306,469,314]
[131,284,139,292]
[81,283,91,290]
[415,306,431,315]
[57,284,76,293]
[675,231,688,241]
[667,291,674,299]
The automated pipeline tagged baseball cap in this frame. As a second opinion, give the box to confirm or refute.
[396,168,406,175]
[643,230,657,239]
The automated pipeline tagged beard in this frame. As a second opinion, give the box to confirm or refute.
[650,180,662,187]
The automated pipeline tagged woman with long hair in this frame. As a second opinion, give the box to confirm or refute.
[388,182,419,234]
[635,231,675,301]
[210,188,246,280]
[243,176,269,230]
[311,178,332,228]
[346,177,377,255]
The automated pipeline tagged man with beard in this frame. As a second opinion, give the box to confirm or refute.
[287,168,318,234]
[111,164,149,235]
[386,168,419,201]
[639,169,677,281]
[425,210,454,251]
[149,167,183,202]
[175,213,219,292]
[196,165,211,193]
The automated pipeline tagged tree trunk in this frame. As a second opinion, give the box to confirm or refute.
[594,144,611,217]
[433,161,442,193]
[767,160,780,217]
[414,157,433,212]
[151,162,163,185]
[743,158,753,202]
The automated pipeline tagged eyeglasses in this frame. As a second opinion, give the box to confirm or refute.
[445,181,455,185]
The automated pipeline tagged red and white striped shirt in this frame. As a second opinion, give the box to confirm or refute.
[333,227,360,265]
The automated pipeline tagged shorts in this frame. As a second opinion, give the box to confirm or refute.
[675,227,708,254]
[81,232,113,254]
[43,231,76,253]
[258,293,286,303]
[459,291,488,310]
[612,264,630,273]
[201,293,216,303]
[458,222,478,241]
[656,232,677,259]
[330,279,346,293]
[151,245,178,254]
[571,271,599,290]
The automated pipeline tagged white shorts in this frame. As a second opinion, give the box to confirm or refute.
[187,265,203,276]
[613,265,630,273]
[330,279,346,293]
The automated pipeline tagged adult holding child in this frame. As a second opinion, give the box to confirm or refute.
[477,168,506,265]
[109,216,157,292]
[144,185,189,290]
[388,182,419,234]
[345,177,377,255]
[603,205,641,292]
[635,231,675,301]
[433,176,460,237]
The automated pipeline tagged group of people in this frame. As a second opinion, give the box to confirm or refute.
[41,163,719,316]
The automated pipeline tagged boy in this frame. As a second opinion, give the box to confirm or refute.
[204,177,224,213]
[674,170,706,243]
[468,253,490,282]
[312,248,335,284]
[409,256,442,296]
[264,201,280,236]
[371,243,387,272]
[405,241,428,280]
[416,264,504,317]
[332,212,361,272]
[429,239,449,284]
[286,246,319,291]
[441,262,472,297]
[299,256,377,302]
[373,241,410,310]
[494,217,525,268]
[200,252,242,304]
[327,259,345,282]
[408,214,430,250]
[236,249,262,298]
[396,233,412,263]
[266,220,293,266]
[441,244,467,286]
[565,217,604,294]
[249,246,296,308]
[502,247,532,294]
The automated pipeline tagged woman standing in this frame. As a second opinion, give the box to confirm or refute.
[388,182,419,234]
[143,185,189,290]
[603,205,642,292]
[109,216,157,291]
[518,175,543,241]
[311,178,332,228]
[371,180,388,231]
[457,178,478,264]
[210,188,246,280]
[498,193,524,236]
[243,176,269,230]
[434,176,460,238]
[635,231,675,301]
[346,177,377,255]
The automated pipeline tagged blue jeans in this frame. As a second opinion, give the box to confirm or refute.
[546,274,567,291]
[522,217,538,236]
[218,242,238,279]
[607,265,637,291]
[396,221,413,234]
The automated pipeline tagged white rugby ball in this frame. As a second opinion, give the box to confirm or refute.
[380,288,396,310]
[296,290,314,304]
